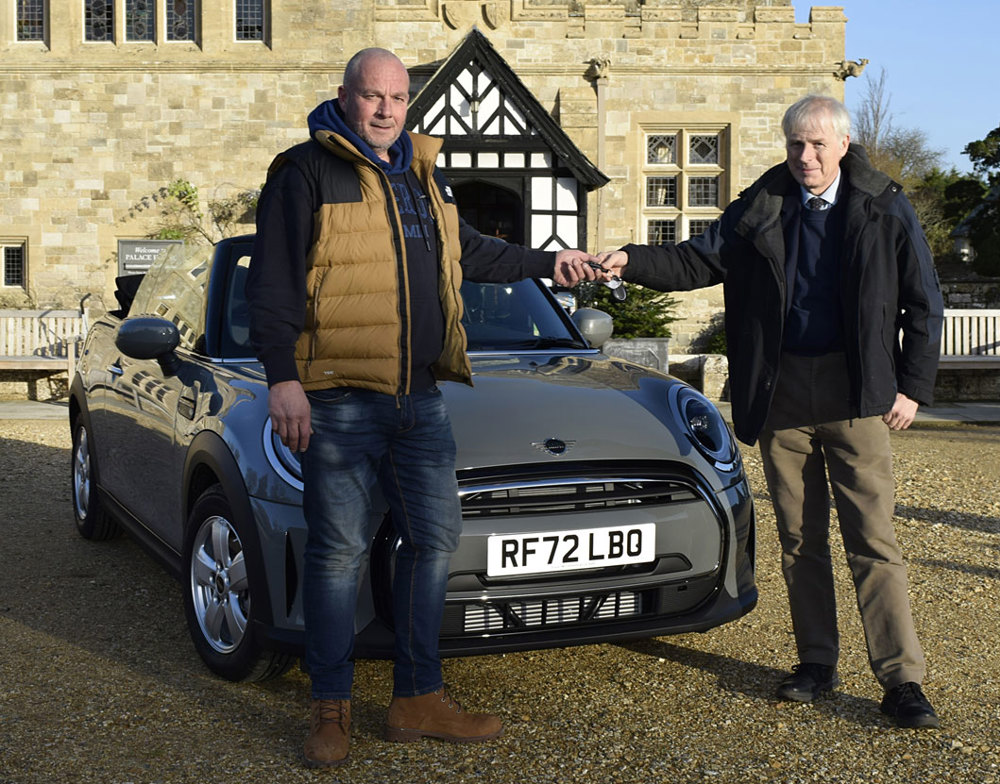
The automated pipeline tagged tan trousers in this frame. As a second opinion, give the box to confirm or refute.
[758,352,926,688]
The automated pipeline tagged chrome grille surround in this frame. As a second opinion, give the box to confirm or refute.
[441,464,725,639]
[458,475,698,517]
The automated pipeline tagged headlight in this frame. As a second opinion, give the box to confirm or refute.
[263,418,304,491]
[676,386,739,470]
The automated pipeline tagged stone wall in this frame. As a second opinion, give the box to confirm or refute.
[934,368,1000,402]
[1,2,845,307]
[941,280,1000,310]
[1,1,846,345]
[0,371,68,402]
[0,67,340,311]
[7,3,993,404]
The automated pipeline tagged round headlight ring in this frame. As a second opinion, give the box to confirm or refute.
[263,419,304,491]
[678,387,737,467]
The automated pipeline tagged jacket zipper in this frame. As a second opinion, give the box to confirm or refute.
[375,166,411,398]
[306,268,324,379]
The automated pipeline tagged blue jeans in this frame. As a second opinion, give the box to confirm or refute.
[300,387,461,700]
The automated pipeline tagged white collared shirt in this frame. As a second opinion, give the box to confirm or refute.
[801,169,842,209]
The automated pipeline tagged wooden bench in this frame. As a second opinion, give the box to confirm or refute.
[0,309,85,380]
[939,308,1000,368]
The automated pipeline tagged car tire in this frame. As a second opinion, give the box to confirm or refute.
[70,417,119,541]
[182,484,294,682]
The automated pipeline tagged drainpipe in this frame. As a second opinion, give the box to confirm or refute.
[586,57,611,251]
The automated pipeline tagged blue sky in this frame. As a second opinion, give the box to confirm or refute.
[796,1,995,174]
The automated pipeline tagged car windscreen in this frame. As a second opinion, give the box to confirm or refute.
[128,242,213,352]
[217,276,587,359]
[460,279,587,351]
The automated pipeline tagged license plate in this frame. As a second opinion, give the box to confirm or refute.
[486,523,656,577]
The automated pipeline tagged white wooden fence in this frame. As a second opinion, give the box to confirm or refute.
[2,308,997,380]
[939,308,1000,369]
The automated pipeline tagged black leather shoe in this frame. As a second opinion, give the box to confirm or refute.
[776,663,840,702]
[880,682,939,729]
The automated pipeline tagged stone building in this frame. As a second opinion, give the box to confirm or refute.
[1,0,855,350]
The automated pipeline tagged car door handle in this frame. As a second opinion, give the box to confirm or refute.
[178,390,197,421]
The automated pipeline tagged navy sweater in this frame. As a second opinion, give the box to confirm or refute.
[782,199,846,355]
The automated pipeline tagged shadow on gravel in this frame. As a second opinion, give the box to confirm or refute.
[911,558,1000,580]
[1,435,196,670]
[618,638,884,728]
[895,502,1000,534]
[0,433,314,762]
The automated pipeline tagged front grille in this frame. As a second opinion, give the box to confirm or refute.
[459,477,697,517]
[438,463,724,641]
[461,592,640,634]
[439,573,720,639]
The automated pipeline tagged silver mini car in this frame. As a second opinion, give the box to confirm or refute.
[69,235,755,682]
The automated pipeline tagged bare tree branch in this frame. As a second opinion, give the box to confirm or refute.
[852,67,943,188]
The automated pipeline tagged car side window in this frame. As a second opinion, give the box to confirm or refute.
[223,254,253,357]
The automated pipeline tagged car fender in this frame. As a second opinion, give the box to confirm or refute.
[68,382,88,438]
[68,386,103,499]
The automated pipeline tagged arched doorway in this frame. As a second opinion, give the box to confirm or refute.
[454,181,524,245]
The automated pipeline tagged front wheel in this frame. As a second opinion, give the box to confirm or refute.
[70,417,119,541]
[182,484,294,682]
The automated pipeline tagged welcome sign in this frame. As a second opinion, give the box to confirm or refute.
[117,239,183,275]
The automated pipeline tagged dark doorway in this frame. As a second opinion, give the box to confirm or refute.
[454,182,524,245]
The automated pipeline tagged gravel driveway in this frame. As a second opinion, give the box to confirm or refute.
[1,418,998,784]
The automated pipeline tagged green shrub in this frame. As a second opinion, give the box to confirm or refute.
[573,281,676,339]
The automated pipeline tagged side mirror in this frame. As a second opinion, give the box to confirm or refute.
[571,307,614,349]
[552,290,577,313]
[115,316,182,376]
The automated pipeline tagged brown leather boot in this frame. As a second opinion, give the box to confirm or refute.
[384,687,502,743]
[303,699,350,767]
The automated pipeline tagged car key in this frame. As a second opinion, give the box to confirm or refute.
[586,260,627,301]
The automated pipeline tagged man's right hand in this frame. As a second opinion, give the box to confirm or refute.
[553,248,603,287]
[268,380,312,453]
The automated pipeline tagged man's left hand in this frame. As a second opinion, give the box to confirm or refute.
[553,249,604,287]
[883,393,919,431]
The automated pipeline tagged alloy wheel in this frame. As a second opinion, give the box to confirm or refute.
[189,514,250,654]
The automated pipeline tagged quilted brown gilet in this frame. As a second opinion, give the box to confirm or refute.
[294,131,470,395]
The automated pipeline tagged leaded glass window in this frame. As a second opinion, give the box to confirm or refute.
[647,220,676,246]
[126,0,154,41]
[646,177,677,208]
[647,134,676,165]
[17,0,46,41]
[689,134,719,165]
[642,128,726,242]
[167,0,196,41]
[688,219,716,237]
[85,0,114,41]
[3,245,26,288]
[688,177,719,207]
[235,0,265,40]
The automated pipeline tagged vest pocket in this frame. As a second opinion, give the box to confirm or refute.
[306,387,353,404]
